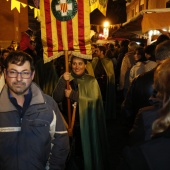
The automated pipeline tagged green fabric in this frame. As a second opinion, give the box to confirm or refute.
[86,61,94,77]
[70,74,110,170]
[92,57,116,119]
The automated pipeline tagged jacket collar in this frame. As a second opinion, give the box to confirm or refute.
[0,82,45,112]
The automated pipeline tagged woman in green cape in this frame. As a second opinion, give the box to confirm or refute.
[53,55,110,170]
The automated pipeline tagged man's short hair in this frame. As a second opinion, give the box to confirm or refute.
[120,40,129,47]
[4,51,35,72]
[155,40,170,61]
[97,46,106,55]
[156,34,170,45]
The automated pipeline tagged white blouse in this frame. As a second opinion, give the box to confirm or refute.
[129,61,145,83]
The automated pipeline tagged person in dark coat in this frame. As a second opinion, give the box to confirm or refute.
[116,40,129,103]
[118,58,170,170]
[92,45,116,119]
[0,51,69,170]
[128,93,162,146]
[116,40,129,85]
[105,43,117,69]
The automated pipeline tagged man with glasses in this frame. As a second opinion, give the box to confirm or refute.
[0,51,69,170]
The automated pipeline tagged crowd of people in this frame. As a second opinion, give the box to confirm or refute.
[1,31,170,169]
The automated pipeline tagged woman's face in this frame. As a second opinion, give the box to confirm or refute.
[134,51,141,61]
[71,57,86,76]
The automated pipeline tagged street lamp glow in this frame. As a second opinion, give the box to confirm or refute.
[104,21,109,28]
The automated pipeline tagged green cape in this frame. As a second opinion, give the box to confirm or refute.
[86,61,95,77]
[92,57,116,119]
[70,74,110,170]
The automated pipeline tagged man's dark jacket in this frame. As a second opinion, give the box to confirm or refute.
[128,97,162,146]
[0,83,69,170]
[121,68,156,128]
[119,128,170,170]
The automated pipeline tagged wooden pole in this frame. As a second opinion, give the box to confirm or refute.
[64,51,72,128]
[71,102,77,130]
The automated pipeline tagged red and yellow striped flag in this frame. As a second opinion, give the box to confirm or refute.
[40,0,92,63]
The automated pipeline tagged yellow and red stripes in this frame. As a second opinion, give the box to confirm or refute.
[40,0,92,63]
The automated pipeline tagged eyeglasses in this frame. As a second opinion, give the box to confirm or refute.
[6,70,32,79]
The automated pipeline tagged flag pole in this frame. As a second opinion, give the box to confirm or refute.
[64,50,72,129]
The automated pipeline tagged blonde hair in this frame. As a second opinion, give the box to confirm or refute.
[152,58,170,136]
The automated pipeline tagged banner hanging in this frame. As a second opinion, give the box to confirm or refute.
[40,0,92,63]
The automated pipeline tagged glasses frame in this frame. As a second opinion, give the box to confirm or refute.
[6,70,32,79]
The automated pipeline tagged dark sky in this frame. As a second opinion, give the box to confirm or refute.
[90,0,127,25]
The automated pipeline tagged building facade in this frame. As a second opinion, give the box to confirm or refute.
[0,0,39,49]
[126,0,170,21]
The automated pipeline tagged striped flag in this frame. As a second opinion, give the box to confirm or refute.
[40,0,92,63]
